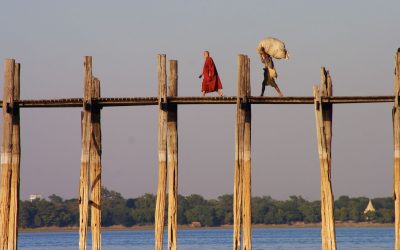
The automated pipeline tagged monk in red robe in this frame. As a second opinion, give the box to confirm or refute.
[199,51,223,96]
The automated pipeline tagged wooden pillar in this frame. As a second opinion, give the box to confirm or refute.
[313,67,336,250]
[90,77,102,250]
[155,54,167,250]
[234,55,252,250]
[0,59,15,250]
[393,48,400,250]
[167,60,178,250]
[8,62,20,250]
[242,56,252,250]
[79,56,93,250]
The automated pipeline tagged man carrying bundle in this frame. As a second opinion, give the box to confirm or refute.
[256,37,289,97]
[199,51,223,97]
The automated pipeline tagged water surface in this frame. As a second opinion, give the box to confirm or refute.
[19,227,394,250]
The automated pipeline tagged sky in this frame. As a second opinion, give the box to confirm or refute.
[0,1,400,200]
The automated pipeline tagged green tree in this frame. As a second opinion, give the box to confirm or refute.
[214,195,233,225]
[299,201,320,223]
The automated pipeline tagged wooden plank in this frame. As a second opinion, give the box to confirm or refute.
[242,56,252,250]
[79,56,92,250]
[314,68,336,250]
[90,77,102,250]
[155,54,167,250]
[167,60,178,250]
[233,55,246,250]
[393,48,400,250]
[1,95,396,108]
[0,59,15,250]
[8,62,20,250]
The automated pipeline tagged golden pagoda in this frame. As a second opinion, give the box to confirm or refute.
[364,199,376,214]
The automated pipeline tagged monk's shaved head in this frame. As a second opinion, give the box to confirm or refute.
[203,51,210,58]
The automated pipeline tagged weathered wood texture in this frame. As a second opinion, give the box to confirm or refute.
[233,55,245,250]
[90,77,102,250]
[314,68,336,250]
[8,63,20,250]
[167,60,178,250]
[155,54,167,250]
[393,49,400,250]
[242,57,252,250]
[0,59,15,250]
[233,55,252,250]
[79,56,93,250]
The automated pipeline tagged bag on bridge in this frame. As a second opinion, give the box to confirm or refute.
[256,37,289,60]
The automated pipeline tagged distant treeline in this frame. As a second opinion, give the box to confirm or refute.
[19,187,394,228]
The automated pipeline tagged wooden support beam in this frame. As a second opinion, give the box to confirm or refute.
[8,62,20,250]
[242,56,252,250]
[233,55,244,250]
[167,60,178,250]
[393,48,400,250]
[90,77,102,250]
[233,54,253,250]
[79,56,93,250]
[0,59,15,250]
[155,54,167,250]
[314,67,336,250]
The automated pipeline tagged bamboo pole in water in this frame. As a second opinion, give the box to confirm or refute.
[155,54,167,250]
[8,62,20,250]
[393,49,400,250]
[90,77,102,250]
[0,59,15,250]
[79,56,93,250]
[167,60,178,250]
[242,56,252,250]
[314,67,336,250]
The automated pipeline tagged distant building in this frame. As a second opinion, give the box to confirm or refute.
[191,221,202,228]
[29,194,42,202]
[364,199,376,214]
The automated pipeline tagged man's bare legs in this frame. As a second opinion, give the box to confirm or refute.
[202,90,222,97]
[261,83,266,96]
[261,84,284,97]
[274,85,284,97]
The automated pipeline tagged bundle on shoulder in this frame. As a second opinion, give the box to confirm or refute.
[256,37,289,60]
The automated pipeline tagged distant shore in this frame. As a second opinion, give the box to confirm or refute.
[19,222,393,233]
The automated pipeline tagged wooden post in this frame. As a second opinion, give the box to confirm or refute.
[90,77,102,250]
[313,67,336,250]
[167,60,178,250]
[0,59,15,250]
[242,56,252,250]
[79,56,93,250]
[155,54,167,250]
[234,55,246,250]
[8,62,20,250]
[393,48,400,250]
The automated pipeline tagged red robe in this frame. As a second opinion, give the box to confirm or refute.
[202,57,223,93]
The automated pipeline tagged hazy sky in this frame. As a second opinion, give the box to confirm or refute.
[1,1,400,200]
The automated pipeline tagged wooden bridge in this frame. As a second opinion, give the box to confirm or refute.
[0,50,399,250]
[0,95,395,107]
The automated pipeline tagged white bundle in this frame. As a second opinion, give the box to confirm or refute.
[256,37,289,60]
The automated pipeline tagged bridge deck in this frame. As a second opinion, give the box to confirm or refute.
[0,95,394,108]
